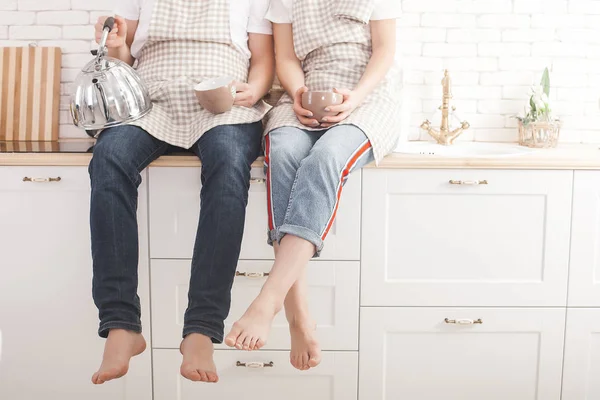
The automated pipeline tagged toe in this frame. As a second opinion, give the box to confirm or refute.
[301,353,309,369]
[225,323,243,348]
[249,336,259,351]
[242,335,253,351]
[200,370,211,382]
[91,372,100,384]
[207,372,219,383]
[308,351,322,368]
[255,338,265,350]
[180,366,202,382]
[290,354,301,370]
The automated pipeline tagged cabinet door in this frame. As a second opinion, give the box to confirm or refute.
[562,309,600,399]
[153,349,357,400]
[0,167,151,400]
[568,171,600,306]
[359,307,565,400]
[151,259,359,350]
[148,167,361,261]
[361,169,572,307]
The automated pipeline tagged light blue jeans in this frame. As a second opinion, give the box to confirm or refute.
[265,125,374,256]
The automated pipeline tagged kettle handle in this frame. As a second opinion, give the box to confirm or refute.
[92,17,116,58]
[103,17,115,32]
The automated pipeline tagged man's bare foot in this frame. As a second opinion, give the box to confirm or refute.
[180,333,218,383]
[92,329,146,384]
[224,294,281,351]
[289,319,322,370]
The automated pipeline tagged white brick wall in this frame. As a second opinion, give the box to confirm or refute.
[1,0,599,142]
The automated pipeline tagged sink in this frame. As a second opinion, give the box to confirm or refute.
[394,142,535,158]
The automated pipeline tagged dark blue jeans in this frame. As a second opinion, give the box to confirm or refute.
[89,122,262,343]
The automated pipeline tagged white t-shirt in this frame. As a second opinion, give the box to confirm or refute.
[115,0,272,59]
[265,0,402,23]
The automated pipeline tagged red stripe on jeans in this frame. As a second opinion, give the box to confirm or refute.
[265,134,275,232]
[321,141,371,241]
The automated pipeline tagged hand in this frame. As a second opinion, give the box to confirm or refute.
[320,88,362,128]
[233,82,258,108]
[293,86,319,127]
[95,16,127,49]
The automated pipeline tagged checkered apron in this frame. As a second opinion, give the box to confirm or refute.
[264,0,401,163]
[128,0,271,149]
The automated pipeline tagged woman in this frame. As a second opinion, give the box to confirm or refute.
[89,0,273,385]
[225,0,401,371]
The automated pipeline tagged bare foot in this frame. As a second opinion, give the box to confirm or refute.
[180,333,218,383]
[224,295,281,351]
[92,329,146,384]
[289,320,322,370]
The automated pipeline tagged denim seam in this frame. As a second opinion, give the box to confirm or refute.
[130,142,169,186]
[281,162,303,226]
[183,324,224,344]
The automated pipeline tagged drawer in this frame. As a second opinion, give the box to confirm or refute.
[568,171,600,306]
[359,307,565,400]
[148,166,361,260]
[361,169,573,307]
[561,308,600,399]
[150,259,359,350]
[153,349,358,400]
[0,166,90,191]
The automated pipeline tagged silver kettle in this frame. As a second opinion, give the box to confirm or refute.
[70,17,152,136]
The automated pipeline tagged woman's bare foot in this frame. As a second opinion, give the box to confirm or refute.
[92,329,146,384]
[224,294,281,351]
[289,319,322,370]
[180,333,218,383]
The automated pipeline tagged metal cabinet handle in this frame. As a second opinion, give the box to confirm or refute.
[444,318,483,325]
[449,180,488,186]
[250,178,266,184]
[23,177,62,183]
[236,361,274,369]
[235,271,269,278]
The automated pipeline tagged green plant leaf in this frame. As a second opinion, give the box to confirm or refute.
[530,96,536,113]
[541,67,550,96]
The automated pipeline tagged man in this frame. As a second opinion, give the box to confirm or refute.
[89,0,274,384]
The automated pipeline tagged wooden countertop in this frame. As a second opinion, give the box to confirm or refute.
[1,142,599,170]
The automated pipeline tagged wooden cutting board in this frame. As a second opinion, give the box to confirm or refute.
[0,46,62,141]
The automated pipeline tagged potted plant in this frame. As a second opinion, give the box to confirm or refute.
[515,67,561,148]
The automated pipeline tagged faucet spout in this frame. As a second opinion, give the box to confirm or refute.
[421,70,469,146]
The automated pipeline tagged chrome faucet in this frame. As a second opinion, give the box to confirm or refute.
[421,70,470,145]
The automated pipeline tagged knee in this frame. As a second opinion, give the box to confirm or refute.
[303,146,343,173]
[89,130,138,183]
[268,129,308,169]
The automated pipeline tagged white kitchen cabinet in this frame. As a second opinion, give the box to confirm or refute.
[359,307,565,400]
[0,167,152,400]
[148,166,362,261]
[361,169,572,307]
[153,349,358,400]
[562,309,600,399]
[568,171,600,306]
[150,259,359,350]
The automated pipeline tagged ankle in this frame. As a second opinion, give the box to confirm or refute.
[287,313,314,329]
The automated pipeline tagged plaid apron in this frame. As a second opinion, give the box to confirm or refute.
[264,0,401,163]
[129,0,271,149]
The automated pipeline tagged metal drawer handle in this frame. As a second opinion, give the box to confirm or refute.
[23,177,62,183]
[449,180,488,186]
[236,361,274,369]
[250,178,266,184]
[445,318,483,325]
[236,271,269,278]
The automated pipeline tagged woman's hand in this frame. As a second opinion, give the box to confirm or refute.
[293,86,319,127]
[320,88,363,128]
[233,82,259,108]
[95,16,128,49]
